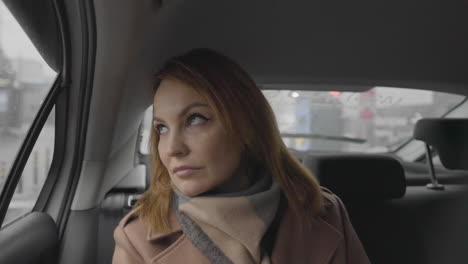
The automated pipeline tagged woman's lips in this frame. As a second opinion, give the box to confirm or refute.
[174,168,200,178]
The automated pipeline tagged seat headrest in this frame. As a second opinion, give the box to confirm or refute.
[304,154,406,200]
[414,118,468,170]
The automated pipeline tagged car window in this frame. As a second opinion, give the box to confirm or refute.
[262,87,465,153]
[0,2,57,226]
[140,88,465,156]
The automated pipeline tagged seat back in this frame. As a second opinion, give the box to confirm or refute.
[304,153,406,200]
[98,165,146,264]
[304,154,428,263]
[414,118,468,170]
[303,153,468,264]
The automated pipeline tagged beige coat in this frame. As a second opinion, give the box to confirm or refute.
[113,191,370,264]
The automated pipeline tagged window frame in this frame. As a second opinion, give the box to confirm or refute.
[0,0,68,226]
[0,74,63,226]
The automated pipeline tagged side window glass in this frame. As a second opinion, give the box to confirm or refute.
[3,108,55,226]
[0,2,57,226]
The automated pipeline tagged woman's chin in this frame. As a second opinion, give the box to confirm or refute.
[176,183,209,197]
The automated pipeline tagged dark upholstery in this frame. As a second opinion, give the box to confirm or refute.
[414,118,468,170]
[345,185,468,264]
[98,165,146,264]
[304,154,406,200]
[303,153,468,264]
[98,193,136,264]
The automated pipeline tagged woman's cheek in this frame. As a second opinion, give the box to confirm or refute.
[157,141,168,166]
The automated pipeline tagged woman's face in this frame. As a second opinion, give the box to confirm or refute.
[153,79,249,196]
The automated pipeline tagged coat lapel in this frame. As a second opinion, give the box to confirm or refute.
[150,236,211,264]
[146,204,342,264]
[146,211,211,264]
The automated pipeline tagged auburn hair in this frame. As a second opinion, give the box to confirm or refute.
[136,48,323,233]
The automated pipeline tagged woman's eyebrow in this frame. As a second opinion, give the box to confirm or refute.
[153,102,210,123]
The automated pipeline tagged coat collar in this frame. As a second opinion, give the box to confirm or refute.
[146,208,182,241]
[146,200,342,264]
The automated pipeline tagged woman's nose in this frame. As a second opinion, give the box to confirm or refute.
[166,132,189,157]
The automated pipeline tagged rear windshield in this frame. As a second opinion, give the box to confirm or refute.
[262,87,465,153]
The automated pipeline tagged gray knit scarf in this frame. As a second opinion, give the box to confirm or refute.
[172,174,281,264]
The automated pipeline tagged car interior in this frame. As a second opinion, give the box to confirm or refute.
[0,0,467,263]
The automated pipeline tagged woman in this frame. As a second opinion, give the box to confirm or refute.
[113,48,370,264]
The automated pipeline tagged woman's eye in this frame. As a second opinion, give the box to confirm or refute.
[155,124,168,134]
[187,114,208,126]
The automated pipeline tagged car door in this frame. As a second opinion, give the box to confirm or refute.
[0,0,95,263]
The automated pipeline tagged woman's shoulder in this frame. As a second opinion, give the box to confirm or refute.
[320,187,342,209]
[113,206,151,250]
[317,187,351,228]
[113,206,147,263]
[279,187,348,233]
[113,205,184,263]
[315,188,371,263]
[275,188,370,263]
[116,206,143,230]
[114,205,172,249]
